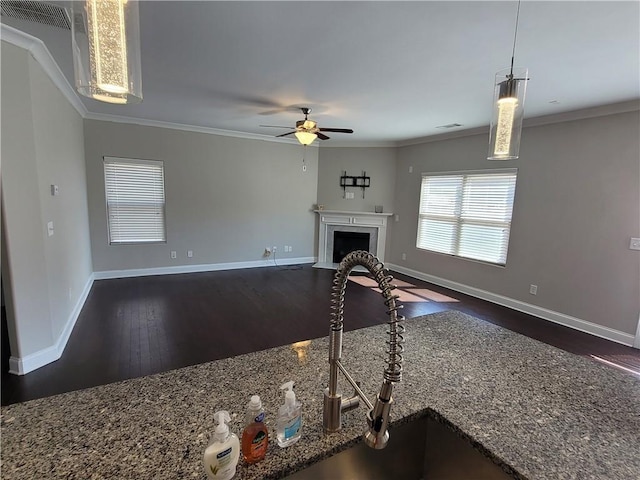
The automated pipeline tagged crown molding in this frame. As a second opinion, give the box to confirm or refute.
[1,24,314,147]
[4,23,638,149]
[83,112,319,146]
[318,140,398,148]
[1,24,88,118]
[397,100,640,147]
[523,100,640,128]
[397,126,488,147]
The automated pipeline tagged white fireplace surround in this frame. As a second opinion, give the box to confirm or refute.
[314,210,393,269]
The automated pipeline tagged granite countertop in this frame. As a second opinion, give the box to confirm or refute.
[2,311,639,479]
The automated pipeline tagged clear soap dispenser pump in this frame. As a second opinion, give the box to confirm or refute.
[276,381,303,447]
[203,410,240,480]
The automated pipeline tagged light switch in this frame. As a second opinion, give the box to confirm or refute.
[630,238,640,251]
[50,185,59,196]
[47,221,54,236]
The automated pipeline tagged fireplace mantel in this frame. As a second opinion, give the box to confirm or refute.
[313,210,393,269]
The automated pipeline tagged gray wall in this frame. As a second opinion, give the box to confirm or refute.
[1,42,93,359]
[317,146,397,213]
[390,111,640,335]
[84,120,319,272]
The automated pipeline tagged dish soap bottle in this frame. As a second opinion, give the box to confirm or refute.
[203,410,240,480]
[241,395,268,464]
[276,381,302,447]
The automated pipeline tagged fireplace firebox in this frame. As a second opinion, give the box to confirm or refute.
[333,231,370,263]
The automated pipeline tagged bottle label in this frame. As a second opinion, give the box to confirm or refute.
[254,412,265,423]
[251,430,267,456]
[284,415,302,439]
[216,447,232,462]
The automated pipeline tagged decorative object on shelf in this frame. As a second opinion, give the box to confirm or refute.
[488,0,529,160]
[375,206,383,213]
[340,171,371,198]
[71,0,143,104]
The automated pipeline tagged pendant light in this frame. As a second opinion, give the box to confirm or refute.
[71,0,143,104]
[488,0,529,160]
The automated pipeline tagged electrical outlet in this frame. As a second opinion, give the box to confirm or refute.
[529,284,538,295]
[187,250,193,258]
[402,253,406,261]
[630,237,640,250]
[170,251,177,259]
[272,246,277,252]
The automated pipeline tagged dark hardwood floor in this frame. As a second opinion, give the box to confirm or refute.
[2,263,639,405]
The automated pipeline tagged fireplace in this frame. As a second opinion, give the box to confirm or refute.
[314,210,393,269]
[332,231,370,263]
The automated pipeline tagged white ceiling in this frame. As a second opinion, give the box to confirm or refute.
[3,1,639,146]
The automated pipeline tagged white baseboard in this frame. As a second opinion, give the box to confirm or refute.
[94,257,316,280]
[9,274,95,375]
[387,263,637,348]
[634,314,640,349]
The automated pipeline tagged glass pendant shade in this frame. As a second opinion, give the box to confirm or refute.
[71,0,143,104]
[295,131,318,145]
[488,67,528,160]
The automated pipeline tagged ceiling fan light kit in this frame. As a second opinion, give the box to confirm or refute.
[71,0,143,104]
[488,0,529,160]
[295,131,318,145]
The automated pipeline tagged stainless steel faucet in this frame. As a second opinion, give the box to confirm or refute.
[322,250,405,449]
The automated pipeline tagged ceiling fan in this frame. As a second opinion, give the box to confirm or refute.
[261,108,354,145]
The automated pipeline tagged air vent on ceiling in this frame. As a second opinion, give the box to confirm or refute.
[436,123,463,129]
[1,1,71,30]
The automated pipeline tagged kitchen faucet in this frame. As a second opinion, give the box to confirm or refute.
[322,250,405,449]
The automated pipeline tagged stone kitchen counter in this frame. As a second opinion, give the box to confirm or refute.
[2,311,639,479]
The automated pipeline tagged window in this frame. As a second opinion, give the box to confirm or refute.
[416,169,517,265]
[104,157,166,244]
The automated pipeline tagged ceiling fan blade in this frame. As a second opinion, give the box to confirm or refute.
[260,125,295,129]
[319,128,354,134]
[276,131,296,138]
[317,132,330,140]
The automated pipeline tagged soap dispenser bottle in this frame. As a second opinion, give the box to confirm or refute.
[241,395,268,464]
[276,381,303,447]
[203,410,240,480]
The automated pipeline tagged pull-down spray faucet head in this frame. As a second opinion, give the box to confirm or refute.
[323,250,405,449]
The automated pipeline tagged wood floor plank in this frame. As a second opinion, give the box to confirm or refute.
[2,264,638,405]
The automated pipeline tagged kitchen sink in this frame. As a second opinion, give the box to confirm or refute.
[285,414,514,480]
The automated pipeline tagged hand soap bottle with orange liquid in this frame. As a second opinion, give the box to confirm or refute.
[241,395,268,464]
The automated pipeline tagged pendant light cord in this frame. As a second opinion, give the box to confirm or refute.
[510,0,522,75]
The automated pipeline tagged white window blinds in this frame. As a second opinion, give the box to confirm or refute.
[416,169,517,265]
[104,157,166,244]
